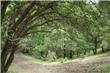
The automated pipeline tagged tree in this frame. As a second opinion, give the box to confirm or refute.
[2,1,81,72]
[1,1,65,73]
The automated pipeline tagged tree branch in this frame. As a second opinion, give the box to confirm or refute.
[26,18,63,32]
[12,2,35,31]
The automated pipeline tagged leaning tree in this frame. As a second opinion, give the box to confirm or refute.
[1,1,71,73]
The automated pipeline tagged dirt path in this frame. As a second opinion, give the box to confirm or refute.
[9,53,110,73]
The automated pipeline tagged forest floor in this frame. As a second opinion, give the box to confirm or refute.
[8,53,110,73]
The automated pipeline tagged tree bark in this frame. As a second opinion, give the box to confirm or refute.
[93,37,98,55]
[84,50,86,55]
[4,49,16,73]
[1,39,18,73]
[1,39,11,73]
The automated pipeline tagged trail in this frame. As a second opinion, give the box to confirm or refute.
[9,53,110,73]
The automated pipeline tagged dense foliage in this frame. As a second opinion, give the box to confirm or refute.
[19,1,110,61]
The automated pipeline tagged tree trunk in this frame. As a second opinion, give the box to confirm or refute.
[64,49,66,58]
[93,49,97,55]
[102,47,105,53]
[106,48,110,52]
[77,51,80,57]
[1,39,18,73]
[93,37,98,55]
[84,50,86,55]
[1,40,11,73]
[41,51,44,57]
[4,49,16,73]
[69,50,72,58]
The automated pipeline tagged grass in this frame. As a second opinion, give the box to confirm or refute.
[101,64,110,72]
[96,64,110,72]
[63,53,109,63]
[82,53,107,61]
[21,53,109,65]
[22,54,82,65]
[8,63,20,73]
[102,64,110,72]
[22,54,61,65]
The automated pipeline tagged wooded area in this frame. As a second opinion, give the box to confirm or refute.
[1,1,110,73]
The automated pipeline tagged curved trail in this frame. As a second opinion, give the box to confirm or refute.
[9,53,110,73]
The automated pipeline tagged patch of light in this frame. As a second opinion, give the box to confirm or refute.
[91,0,99,4]
[86,0,99,4]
